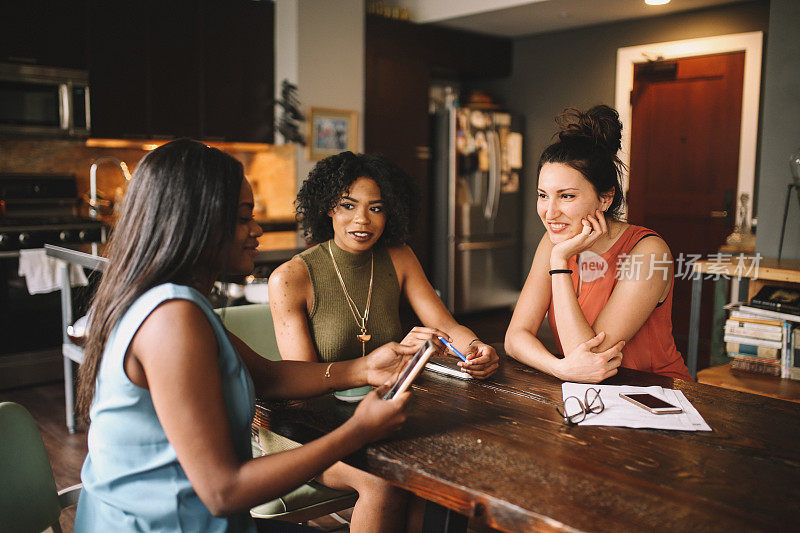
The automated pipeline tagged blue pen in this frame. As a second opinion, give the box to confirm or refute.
[438,336,468,363]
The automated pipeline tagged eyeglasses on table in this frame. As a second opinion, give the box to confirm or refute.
[556,387,604,425]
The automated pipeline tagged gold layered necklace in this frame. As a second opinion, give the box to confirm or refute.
[327,242,374,357]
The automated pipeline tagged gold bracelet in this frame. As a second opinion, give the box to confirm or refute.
[324,362,334,379]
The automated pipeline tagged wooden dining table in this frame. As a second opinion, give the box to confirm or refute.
[255,355,800,532]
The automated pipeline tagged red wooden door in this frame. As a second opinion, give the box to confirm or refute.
[627,51,745,369]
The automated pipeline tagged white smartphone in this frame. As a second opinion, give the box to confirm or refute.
[619,392,683,414]
[383,340,436,400]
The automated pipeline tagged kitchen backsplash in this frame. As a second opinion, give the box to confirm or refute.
[0,138,296,222]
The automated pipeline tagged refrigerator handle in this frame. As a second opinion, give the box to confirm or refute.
[484,130,502,222]
[447,108,458,313]
[492,129,502,221]
[485,130,497,220]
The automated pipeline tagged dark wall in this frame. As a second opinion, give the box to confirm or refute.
[754,0,800,260]
[478,1,771,270]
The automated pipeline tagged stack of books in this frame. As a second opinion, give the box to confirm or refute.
[724,285,800,379]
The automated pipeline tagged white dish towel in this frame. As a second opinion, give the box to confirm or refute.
[18,249,89,295]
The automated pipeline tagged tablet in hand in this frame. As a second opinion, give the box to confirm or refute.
[383,340,436,400]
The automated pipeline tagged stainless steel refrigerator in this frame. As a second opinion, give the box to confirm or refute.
[431,107,523,314]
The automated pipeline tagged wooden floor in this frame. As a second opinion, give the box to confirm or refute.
[0,307,531,532]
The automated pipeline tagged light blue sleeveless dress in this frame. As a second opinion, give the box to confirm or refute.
[74,283,256,532]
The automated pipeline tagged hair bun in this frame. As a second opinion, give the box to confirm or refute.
[556,105,622,155]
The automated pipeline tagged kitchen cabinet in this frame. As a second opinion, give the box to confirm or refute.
[148,0,201,139]
[365,38,430,270]
[0,0,88,69]
[88,0,273,142]
[201,1,275,143]
[88,3,149,139]
[420,21,512,79]
[364,15,511,273]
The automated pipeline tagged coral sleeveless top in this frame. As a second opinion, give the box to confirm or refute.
[298,240,403,363]
[547,225,692,380]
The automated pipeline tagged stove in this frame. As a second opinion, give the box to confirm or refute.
[0,172,105,389]
[0,173,106,251]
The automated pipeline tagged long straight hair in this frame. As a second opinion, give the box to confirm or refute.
[77,139,244,421]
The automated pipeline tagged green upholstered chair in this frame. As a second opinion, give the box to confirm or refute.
[215,304,357,524]
[0,402,82,533]
[216,303,279,363]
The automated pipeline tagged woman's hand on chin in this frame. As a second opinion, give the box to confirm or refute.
[550,210,608,267]
[461,341,500,379]
[553,332,624,383]
[363,342,419,387]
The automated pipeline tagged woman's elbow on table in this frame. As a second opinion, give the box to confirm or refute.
[504,328,524,362]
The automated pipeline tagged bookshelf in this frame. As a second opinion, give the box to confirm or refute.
[697,363,800,403]
[688,256,800,398]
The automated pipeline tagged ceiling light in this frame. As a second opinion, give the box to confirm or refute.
[645,0,671,5]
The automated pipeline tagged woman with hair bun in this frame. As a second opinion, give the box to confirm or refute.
[505,105,692,382]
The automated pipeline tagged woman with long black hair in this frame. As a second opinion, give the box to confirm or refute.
[74,139,415,532]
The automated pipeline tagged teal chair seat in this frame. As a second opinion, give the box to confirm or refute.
[249,482,358,523]
[216,303,357,523]
[0,402,82,533]
[216,304,280,363]
[248,440,357,522]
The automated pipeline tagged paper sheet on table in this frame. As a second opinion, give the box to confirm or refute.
[561,383,711,431]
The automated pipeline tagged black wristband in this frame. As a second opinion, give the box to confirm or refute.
[468,338,480,346]
[549,269,573,275]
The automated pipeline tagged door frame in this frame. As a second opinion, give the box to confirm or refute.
[615,31,763,225]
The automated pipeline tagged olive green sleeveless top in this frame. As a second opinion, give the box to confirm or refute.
[298,239,403,363]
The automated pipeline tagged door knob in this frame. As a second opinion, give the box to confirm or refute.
[710,210,728,218]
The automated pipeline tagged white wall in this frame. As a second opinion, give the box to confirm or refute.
[275,0,365,188]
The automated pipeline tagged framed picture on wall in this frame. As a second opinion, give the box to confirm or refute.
[306,107,358,160]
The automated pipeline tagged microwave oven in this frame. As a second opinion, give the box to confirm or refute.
[0,63,90,137]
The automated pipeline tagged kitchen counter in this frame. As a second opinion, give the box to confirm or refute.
[94,217,298,234]
[44,231,307,272]
[45,243,108,271]
[256,219,298,232]
[47,233,306,432]
[254,231,306,265]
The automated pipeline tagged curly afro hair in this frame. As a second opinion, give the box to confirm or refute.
[296,151,416,246]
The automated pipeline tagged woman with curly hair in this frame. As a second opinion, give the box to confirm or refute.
[267,151,499,531]
[505,105,692,382]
